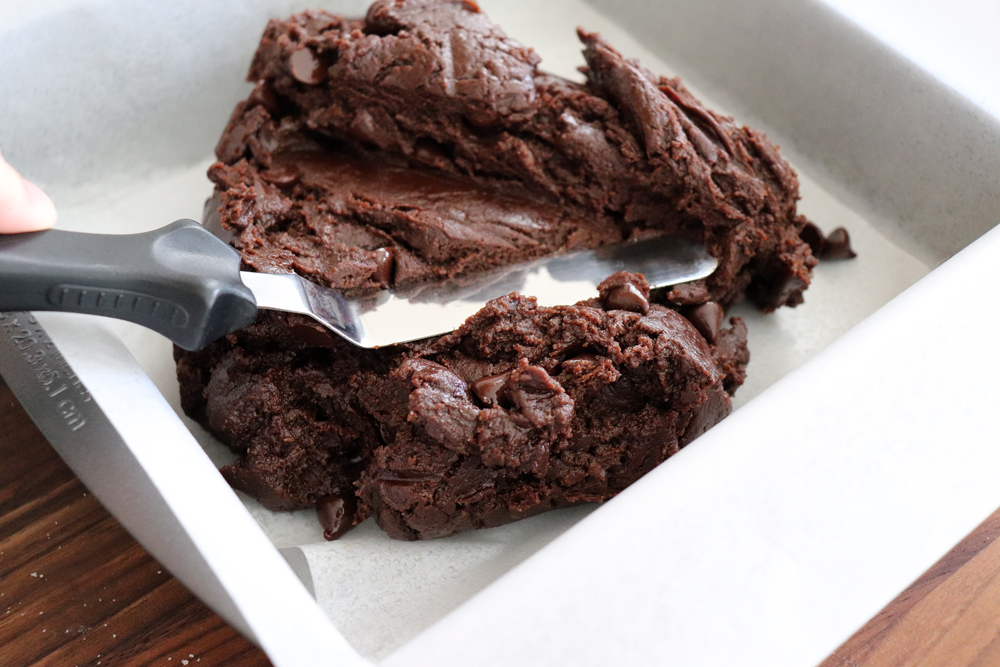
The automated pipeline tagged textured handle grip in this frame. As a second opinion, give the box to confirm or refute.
[0,220,258,350]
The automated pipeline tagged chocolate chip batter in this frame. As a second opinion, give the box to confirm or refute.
[174,0,832,539]
[177,273,748,539]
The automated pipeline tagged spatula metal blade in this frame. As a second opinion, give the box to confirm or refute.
[242,235,716,348]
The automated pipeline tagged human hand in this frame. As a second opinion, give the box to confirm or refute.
[0,149,57,233]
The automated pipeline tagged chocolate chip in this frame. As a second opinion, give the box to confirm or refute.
[820,227,857,260]
[290,47,327,85]
[596,376,642,412]
[289,322,336,348]
[507,364,554,394]
[602,284,649,314]
[259,166,300,187]
[800,221,825,257]
[472,372,509,407]
[317,493,358,541]
[373,247,395,288]
[685,302,724,344]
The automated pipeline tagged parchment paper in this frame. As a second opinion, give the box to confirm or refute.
[35,0,934,658]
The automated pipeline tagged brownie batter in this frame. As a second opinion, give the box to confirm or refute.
[208,0,819,308]
[206,150,619,291]
[176,273,749,539]
[175,0,826,539]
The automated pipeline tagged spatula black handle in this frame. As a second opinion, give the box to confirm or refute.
[0,219,258,351]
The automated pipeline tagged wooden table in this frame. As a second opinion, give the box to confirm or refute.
[3,373,1000,667]
[821,514,1000,666]
[0,377,272,666]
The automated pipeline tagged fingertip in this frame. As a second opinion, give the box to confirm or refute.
[21,178,58,231]
[0,154,58,233]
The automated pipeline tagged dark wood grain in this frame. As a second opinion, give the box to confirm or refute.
[820,506,1000,667]
[0,375,273,667]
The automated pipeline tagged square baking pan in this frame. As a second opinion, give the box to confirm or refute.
[2,0,1000,665]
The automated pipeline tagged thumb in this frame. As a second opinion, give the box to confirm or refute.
[0,150,58,233]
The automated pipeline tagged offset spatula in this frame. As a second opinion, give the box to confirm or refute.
[0,219,717,351]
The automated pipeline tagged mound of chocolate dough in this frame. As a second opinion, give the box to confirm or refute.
[177,273,749,540]
[207,0,817,309]
[176,0,811,539]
